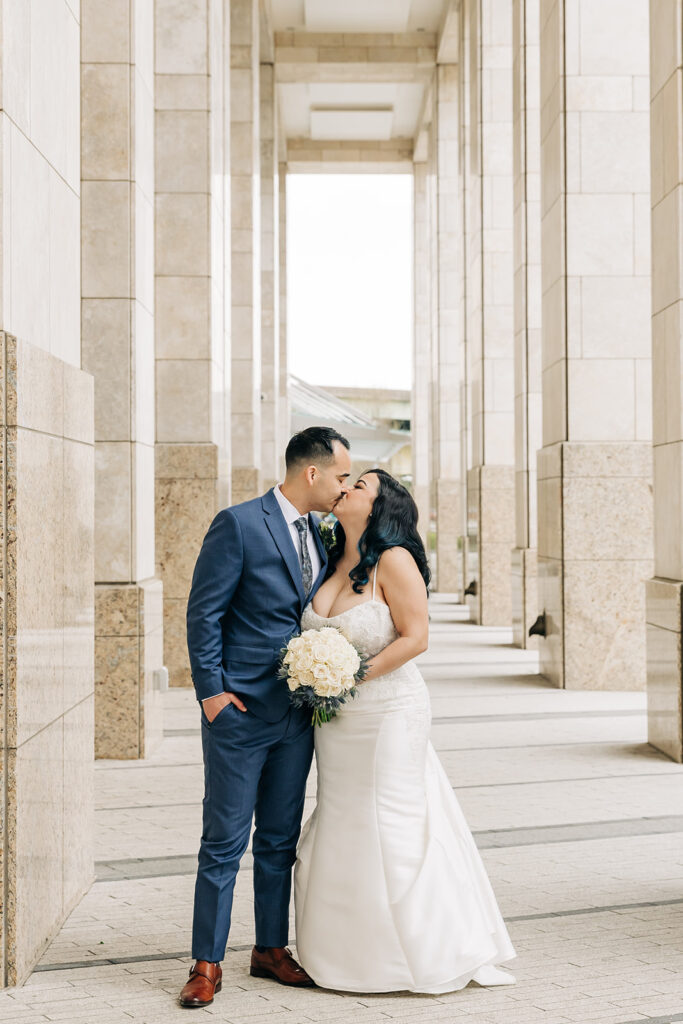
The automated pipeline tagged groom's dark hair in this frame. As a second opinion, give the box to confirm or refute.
[285,426,350,470]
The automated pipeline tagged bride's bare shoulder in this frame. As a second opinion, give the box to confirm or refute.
[378,546,422,580]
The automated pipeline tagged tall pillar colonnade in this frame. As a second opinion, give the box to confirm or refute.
[414,0,681,761]
[3,0,683,988]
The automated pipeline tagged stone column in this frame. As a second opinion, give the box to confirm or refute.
[278,161,290,480]
[155,0,230,687]
[260,62,280,491]
[413,160,432,550]
[433,64,464,594]
[231,0,262,503]
[537,0,652,689]
[464,0,516,625]
[82,0,163,759]
[511,0,542,647]
[647,0,683,760]
[0,0,94,985]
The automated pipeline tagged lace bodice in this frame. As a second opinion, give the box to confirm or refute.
[301,598,398,658]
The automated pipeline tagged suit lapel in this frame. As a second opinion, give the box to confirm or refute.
[262,489,306,607]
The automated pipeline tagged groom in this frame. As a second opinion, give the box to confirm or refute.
[179,426,352,1008]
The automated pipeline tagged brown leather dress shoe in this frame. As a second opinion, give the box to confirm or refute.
[179,960,222,1007]
[250,946,315,987]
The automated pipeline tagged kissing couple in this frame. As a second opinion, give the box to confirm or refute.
[179,426,515,1007]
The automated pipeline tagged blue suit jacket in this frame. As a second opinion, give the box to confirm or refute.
[186,487,329,721]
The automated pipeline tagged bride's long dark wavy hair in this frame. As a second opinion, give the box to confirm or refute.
[326,468,431,594]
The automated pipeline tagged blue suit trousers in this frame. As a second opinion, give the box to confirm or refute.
[191,700,313,962]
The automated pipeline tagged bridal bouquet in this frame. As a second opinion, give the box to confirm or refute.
[278,627,369,726]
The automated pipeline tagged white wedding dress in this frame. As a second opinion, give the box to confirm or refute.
[293,568,516,994]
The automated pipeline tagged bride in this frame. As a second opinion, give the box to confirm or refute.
[294,469,516,994]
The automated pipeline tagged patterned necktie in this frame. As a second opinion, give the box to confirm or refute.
[294,516,313,595]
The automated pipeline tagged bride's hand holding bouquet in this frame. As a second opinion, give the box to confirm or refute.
[278,627,369,726]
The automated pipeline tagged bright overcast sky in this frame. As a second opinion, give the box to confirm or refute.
[287,174,413,390]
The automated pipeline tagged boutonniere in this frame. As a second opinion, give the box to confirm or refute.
[317,518,338,555]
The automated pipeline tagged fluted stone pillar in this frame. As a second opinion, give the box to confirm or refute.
[511,0,542,647]
[413,161,432,551]
[82,0,163,757]
[260,62,280,491]
[537,0,653,689]
[278,161,290,480]
[231,0,262,503]
[155,0,230,687]
[464,0,516,625]
[647,0,683,760]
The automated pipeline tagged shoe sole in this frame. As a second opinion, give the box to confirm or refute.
[250,966,315,987]
[178,980,222,1007]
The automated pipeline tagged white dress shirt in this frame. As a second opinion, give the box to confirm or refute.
[273,484,323,583]
[202,487,322,702]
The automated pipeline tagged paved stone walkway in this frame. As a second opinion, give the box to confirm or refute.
[3,597,683,1023]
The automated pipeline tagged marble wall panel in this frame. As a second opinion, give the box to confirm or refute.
[647,0,683,758]
[155,277,211,361]
[230,0,261,500]
[81,64,130,180]
[155,444,218,686]
[95,443,132,581]
[511,546,539,648]
[154,0,229,686]
[260,64,280,491]
[538,553,563,686]
[140,579,164,753]
[413,162,432,552]
[460,0,515,622]
[156,110,209,193]
[156,360,212,443]
[564,559,650,691]
[537,0,652,690]
[63,697,95,910]
[81,0,130,63]
[82,299,130,443]
[94,580,163,758]
[278,164,289,483]
[156,193,210,277]
[95,631,141,759]
[1,334,94,986]
[436,479,461,595]
[81,181,131,298]
[155,474,218,601]
[9,718,64,983]
[83,0,164,764]
[465,466,481,622]
[63,438,96,711]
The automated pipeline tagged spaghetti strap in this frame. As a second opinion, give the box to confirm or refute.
[372,557,379,600]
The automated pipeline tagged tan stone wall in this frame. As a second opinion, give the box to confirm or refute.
[231,0,263,503]
[537,0,653,690]
[461,0,516,624]
[647,0,683,760]
[82,0,164,757]
[260,64,280,492]
[0,0,95,985]
[1,335,94,985]
[154,0,230,690]
[156,444,218,688]
[413,161,432,551]
[512,0,542,646]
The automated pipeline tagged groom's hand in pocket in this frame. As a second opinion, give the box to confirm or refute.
[202,691,247,723]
